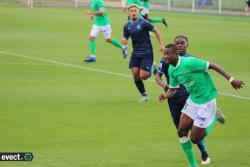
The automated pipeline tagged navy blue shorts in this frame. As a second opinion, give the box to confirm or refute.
[129,54,153,72]
[167,94,189,128]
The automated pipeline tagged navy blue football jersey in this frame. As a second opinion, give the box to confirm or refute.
[123,18,155,56]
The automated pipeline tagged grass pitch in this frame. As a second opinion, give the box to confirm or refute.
[0,5,250,167]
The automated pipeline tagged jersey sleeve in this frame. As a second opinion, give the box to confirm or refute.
[144,20,155,32]
[189,57,209,72]
[157,58,165,77]
[123,24,130,39]
[168,68,179,88]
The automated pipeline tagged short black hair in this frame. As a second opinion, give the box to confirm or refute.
[165,43,178,54]
[174,35,188,43]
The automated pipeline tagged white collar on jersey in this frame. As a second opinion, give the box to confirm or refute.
[173,56,181,69]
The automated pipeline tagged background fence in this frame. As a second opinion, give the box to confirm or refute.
[0,0,247,16]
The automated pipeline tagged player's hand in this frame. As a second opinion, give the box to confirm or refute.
[163,83,169,92]
[159,93,166,101]
[160,45,165,53]
[120,38,128,45]
[231,79,245,90]
[86,10,92,15]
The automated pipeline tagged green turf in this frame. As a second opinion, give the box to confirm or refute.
[0,6,250,167]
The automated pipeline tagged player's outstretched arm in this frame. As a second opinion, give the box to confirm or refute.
[155,72,169,91]
[209,62,245,90]
[153,28,165,53]
[159,88,176,101]
[86,9,104,15]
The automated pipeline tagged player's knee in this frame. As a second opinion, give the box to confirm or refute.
[140,75,149,80]
[140,72,150,80]
[106,38,112,43]
[88,36,95,40]
[177,128,187,138]
[190,136,201,144]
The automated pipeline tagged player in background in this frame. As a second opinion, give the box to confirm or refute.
[121,4,164,101]
[140,0,168,28]
[85,0,128,62]
[122,0,168,28]
[159,43,244,167]
[245,0,250,16]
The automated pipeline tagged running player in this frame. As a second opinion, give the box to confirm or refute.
[154,35,211,164]
[159,43,244,167]
[85,0,128,62]
[121,4,164,101]
[123,0,168,27]
[140,0,168,27]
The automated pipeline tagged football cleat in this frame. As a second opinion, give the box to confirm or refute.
[162,18,168,28]
[216,109,226,124]
[201,156,211,165]
[138,96,149,102]
[84,56,96,62]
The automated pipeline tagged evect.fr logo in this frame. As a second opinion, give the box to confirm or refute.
[0,152,33,161]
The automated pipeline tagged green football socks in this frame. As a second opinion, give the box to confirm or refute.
[89,39,96,55]
[111,39,122,49]
[149,17,163,23]
[180,137,198,167]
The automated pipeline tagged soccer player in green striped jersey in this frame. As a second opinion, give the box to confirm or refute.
[159,43,244,167]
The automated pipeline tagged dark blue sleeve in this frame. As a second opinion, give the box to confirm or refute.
[123,24,130,39]
[158,59,165,77]
[144,20,155,32]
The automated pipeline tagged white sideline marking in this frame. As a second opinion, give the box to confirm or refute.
[0,50,249,101]
[0,50,131,79]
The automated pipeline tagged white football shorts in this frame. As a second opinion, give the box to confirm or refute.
[90,24,112,39]
[181,97,217,128]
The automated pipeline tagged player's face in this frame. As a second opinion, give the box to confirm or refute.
[128,6,139,20]
[175,37,188,55]
[164,48,178,65]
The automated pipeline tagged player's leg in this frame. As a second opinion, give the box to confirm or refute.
[103,25,128,59]
[84,25,99,62]
[131,68,148,101]
[130,57,148,101]
[141,7,149,20]
[102,25,122,48]
[139,55,154,80]
[190,98,218,143]
[178,112,198,167]
[197,139,211,165]
[190,125,210,165]
[140,5,168,28]
[139,69,150,80]
[170,95,210,165]
[148,17,168,28]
